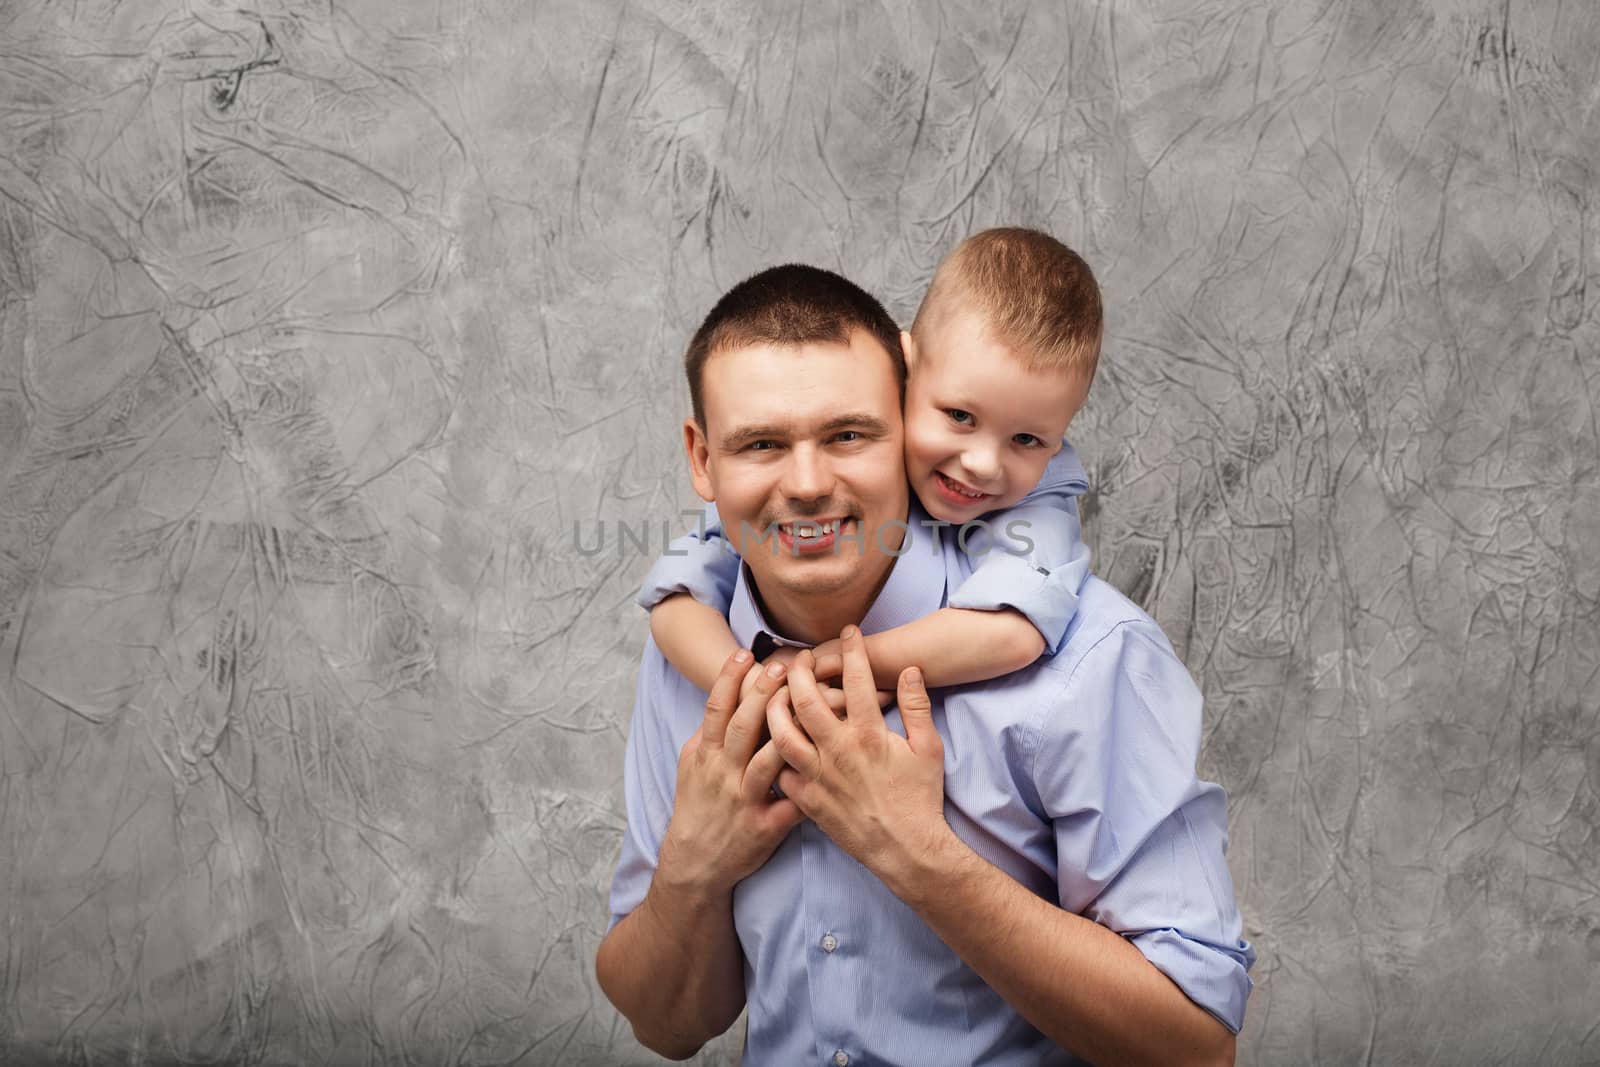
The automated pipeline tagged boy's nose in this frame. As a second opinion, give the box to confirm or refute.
[960,442,1001,484]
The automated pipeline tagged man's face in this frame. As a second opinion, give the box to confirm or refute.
[686,330,908,607]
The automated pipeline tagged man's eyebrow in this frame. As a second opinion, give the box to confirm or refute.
[719,413,891,450]
[720,424,790,450]
[817,413,892,436]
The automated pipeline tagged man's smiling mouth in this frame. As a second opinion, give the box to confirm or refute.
[773,516,853,553]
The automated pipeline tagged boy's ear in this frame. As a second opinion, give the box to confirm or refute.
[684,418,716,502]
[900,329,917,371]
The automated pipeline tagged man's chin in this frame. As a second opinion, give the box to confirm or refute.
[748,554,872,600]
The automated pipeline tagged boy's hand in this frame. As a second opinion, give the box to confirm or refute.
[809,636,894,708]
[809,638,843,681]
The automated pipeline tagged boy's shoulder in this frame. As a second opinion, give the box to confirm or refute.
[1031,440,1089,496]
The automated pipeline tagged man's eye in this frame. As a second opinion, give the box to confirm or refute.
[946,409,973,425]
[746,441,777,452]
[833,431,861,444]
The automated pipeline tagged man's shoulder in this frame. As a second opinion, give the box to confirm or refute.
[1035,575,1185,681]
[633,636,712,739]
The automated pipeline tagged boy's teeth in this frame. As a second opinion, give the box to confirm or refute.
[943,474,984,499]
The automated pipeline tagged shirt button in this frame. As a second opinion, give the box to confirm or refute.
[832,1052,850,1067]
[820,933,838,953]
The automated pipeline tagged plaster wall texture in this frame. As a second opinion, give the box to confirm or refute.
[0,1,1596,1064]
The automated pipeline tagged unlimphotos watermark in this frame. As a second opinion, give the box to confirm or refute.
[573,511,1037,559]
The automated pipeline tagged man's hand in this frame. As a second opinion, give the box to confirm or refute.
[657,650,805,895]
[740,644,801,705]
[764,627,948,879]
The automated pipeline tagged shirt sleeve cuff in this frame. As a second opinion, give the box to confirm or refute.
[1128,927,1256,1034]
[947,551,1082,655]
[635,535,739,613]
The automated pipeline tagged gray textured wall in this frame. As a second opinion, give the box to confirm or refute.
[1,0,1596,1064]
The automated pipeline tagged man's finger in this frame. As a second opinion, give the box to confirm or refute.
[726,660,787,763]
[702,649,754,746]
[897,666,943,759]
[785,650,842,745]
[839,625,885,725]
[744,735,808,802]
[764,688,821,780]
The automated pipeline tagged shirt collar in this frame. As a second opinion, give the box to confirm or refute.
[728,503,949,651]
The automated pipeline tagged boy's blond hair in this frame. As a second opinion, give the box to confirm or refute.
[912,227,1102,381]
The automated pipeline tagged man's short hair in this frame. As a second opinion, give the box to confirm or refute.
[686,265,906,428]
[911,227,1103,381]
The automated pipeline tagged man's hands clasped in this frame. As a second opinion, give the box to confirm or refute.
[766,626,949,880]
[665,629,950,896]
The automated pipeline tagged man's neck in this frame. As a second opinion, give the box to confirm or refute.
[749,550,898,646]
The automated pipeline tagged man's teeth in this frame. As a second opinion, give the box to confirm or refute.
[785,519,843,538]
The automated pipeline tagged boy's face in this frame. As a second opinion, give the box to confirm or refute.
[903,306,1089,523]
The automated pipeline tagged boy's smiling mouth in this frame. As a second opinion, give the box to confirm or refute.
[932,470,995,505]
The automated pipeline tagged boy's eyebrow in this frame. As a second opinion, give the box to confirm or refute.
[719,413,891,450]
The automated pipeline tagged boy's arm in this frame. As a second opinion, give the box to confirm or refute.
[947,457,1092,658]
[638,502,743,693]
[650,594,742,694]
[812,607,1045,689]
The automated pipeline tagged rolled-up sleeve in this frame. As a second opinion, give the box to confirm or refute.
[1033,621,1255,1032]
[634,501,739,614]
[947,490,1091,656]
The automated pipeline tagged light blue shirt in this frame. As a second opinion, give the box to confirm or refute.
[636,444,1093,655]
[609,505,1255,1066]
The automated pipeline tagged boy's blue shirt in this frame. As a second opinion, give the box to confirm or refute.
[635,442,1093,655]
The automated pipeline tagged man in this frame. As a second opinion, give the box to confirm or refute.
[596,265,1253,1065]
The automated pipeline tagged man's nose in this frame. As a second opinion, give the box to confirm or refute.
[779,443,835,503]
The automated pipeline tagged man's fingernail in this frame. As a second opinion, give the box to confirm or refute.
[734,649,752,663]
[906,667,923,685]
[842,625,859,640]
[766,662,785,678]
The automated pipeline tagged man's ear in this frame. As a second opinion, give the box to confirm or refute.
[684,417,715,502]
[900,329,917,372]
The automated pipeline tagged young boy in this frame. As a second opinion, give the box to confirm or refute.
[637,227,1102,693]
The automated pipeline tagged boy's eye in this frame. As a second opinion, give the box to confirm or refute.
[946,409,973,425]
[1013,433,1042,447]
